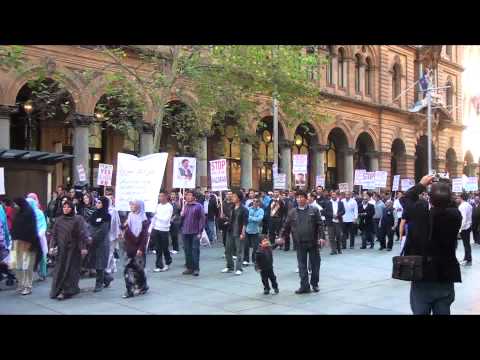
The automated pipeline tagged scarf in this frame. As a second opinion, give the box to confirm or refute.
[26,197,47,234]
[89,197,111,227]
[127,199,147,237]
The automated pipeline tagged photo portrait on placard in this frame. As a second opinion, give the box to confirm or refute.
[173,157,196,189]
[295,173,307,187]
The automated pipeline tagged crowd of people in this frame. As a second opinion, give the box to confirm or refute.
[0,180,479,311]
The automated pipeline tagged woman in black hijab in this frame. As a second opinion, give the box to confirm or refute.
[11,197,41,295]
[89,196,113,292]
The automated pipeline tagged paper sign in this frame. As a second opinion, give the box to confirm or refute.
[374,171,388,188]
[115,152,169,212]
[392,175,401,191]
[362,172,376,189]
[274,173,287,190]
[173,157,196,189]
[292,154,308,174]
[316,175,325,188]
[210,159,229,192]
[97,163,114,187]
[0,167,5,195]
[338,182,349,193]
[464,177,479,192]
[76,164,87,182]
[452,178,464,193]
[401,179,415,192]
[272,163,278,177]
[354,169,366,186]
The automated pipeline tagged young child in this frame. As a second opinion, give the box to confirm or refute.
[255,237,279,295]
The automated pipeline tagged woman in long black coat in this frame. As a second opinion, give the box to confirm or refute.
[88,196,113,292]
[50,200,89,300]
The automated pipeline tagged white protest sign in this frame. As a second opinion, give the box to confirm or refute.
[401,179,415,192]
[338,182,349,193]
[115,152,168,213]
[97,163,114,187]
[452,178,464,193]
[392,175,401,191]
[354,169,366,186]
[374,171,388,188]
[0,167,5,195]
[316,175,325,188]
[292,154,308,174]
[272,163,278,177]
[362,172,376,189]
[464,177,479,192]
[274,173,287,190]
[173,157,196,189]
[76,164,87,182]
[209,159,229,192]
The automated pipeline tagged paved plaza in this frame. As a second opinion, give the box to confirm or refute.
[1,238,480,315]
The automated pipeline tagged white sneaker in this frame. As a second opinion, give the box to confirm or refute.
[235,270,243,275]
[295,268,299,273]
[152,250,157,255]
[233,256,237,260]
[308,270,312,274]
[159,265,169,272]
[242,261,249,266]
[221,268,233,273]
[170,250,178,255]
[154,268,161,272]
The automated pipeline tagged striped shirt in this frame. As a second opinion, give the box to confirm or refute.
[181,201,205,235]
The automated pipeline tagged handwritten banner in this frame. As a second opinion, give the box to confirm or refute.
[362,172,376,189]
[210,159,229,192]
[374,171,388,188]
[76,164,87,182]
[274,173,287,190]
[392,175,401,191]
[97,163,114,187]
[292,154,308,174]
[401,179,415,192]
[354,169,366,186]
[338,182,349,193]
[452,178,464,193]
[315,175,325,188]
[464,177,479,192]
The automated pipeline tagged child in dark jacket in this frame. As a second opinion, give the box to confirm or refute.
[378,200,397,251]
[255,237,279,295]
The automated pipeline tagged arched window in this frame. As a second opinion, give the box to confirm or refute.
[338,48,346,88]
[392,63,401,101]
[326,46,334,85]
[365,57,372,96]
[354,54,361,93]
[326,140,337,188]
[446,45,452,58]
[446,79,453,110]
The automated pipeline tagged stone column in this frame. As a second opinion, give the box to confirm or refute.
[140,122,154,156]
[367,151,380,172]
[240,141,253,189]
[0,105,15,149]
[73,114,93,184]
[359,62,365,97]
[343,147,355,190]
[280,140,293,189]
[312,144,328,177]
[196,136,208,190]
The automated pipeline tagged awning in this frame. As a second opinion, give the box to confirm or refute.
[0,149,74,164]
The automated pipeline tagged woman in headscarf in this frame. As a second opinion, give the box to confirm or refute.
[26,197,48,281]
[11,197,41,295]
[27,193,43,212]
[89,196,113,292]
[121,199,149,298]
[79,192,97,277]
[105,195,121,275]
[49,200,89,300]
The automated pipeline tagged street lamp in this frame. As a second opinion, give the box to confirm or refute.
[23,100,33,150]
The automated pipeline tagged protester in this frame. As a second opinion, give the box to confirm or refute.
[79,192,97,277]
[0,201,11,250]
[219,191,234,249]
[122,199,149,298]
[268,190,286,249]
[11,197,41,295]
[378,199,396,251]
[342,191,358,249]
[393,191,404,241]
[49,200,89,300]
[325,191,345,255]
[46,191,58,225]
[244,198,264,266]
[222,191,248,275]
[169,192,182,254]
[149,191,173,272]
[26,198,48,281]
[280,190,325,294]
[181,190,205,276]
[402,175,462,315]
[457,193,473,266]
[358,192,375,249]
[373,193,385,244]
[105,195,121,275]
[255,236,279,295]
[472,195,480,245]
[205,190,219,244]
[88,196,113,292]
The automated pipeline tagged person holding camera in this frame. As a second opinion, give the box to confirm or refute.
[402,175,462,315]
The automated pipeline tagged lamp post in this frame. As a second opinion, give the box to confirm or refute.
[23,101,33,150]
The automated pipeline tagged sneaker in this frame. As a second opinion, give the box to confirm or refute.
[122,292,134,299]
[263,289,270,295]
[170,250,178,255]
[242,261,250,266]
[192,271,199,277]
[308,270,312,274]
[152,250,157,254]
[159,265,169,272]
[235,270,243,276]
[153,268,162,273]
[221,268,234,273]
[295,268,299,273]
[273,288,279,294]
[233,256,237,260]
[295,288,311,294]
[182,269,193,275]
[21,288,32,296]
[330,251,337,255]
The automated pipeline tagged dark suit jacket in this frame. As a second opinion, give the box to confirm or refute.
[324,199,345,225]
[472,203,480,231]
[358,203,375,231]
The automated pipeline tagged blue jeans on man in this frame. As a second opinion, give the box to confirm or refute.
[183,234,200,272]
[205,220,217,243]
[410,281,455,315]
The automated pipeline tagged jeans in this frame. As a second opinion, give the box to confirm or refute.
[327,223,343,253]
[410,281,455,315]
[342,222,356,248]
[151,230,172,268]
[170,223,180,251]
[205,220,218,243]
[260,268,278,291]
[460,228,472,262]
[296,244,321,290]
[225,232,244,271]
[361,228,374,248]
[244,233,260,264]
[268,217,282,246]
[183,234,200,272]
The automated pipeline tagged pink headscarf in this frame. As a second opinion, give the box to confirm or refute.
[27,193,43,211]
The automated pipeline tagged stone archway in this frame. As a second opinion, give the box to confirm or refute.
[326,127,350,189]
[445,148,457,177]
[292,123,318,189]
[354,132,376,171]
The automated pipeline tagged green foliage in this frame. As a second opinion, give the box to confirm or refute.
[0,45,25,71]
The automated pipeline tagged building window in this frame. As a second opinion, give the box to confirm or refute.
[306,46,316,81]
[365,57,372,96]
[392,63,401,102]
[446,80,453,110]
[326,47,334,85]
[325,140,337,188]
[338,48,346,88]
[446,45,452,58]
[224,124,241,189]
[355,54,361,94]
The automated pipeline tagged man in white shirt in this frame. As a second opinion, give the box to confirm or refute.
[149,191,174,272]
[393,191,404,241]
[458,194,473,266]
[342,192,358,249]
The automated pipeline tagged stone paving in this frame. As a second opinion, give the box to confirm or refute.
[1,238,480,315]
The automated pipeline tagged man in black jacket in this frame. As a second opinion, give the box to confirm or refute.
[324,191,346,255]
[267,191,286,249]
[280,190,326,294]
[358,192,375,249]
[402,175,462,315]
[472,195,480,244]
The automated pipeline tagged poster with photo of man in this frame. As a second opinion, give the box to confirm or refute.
[173,157,196,189]
[294,173,307,188]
